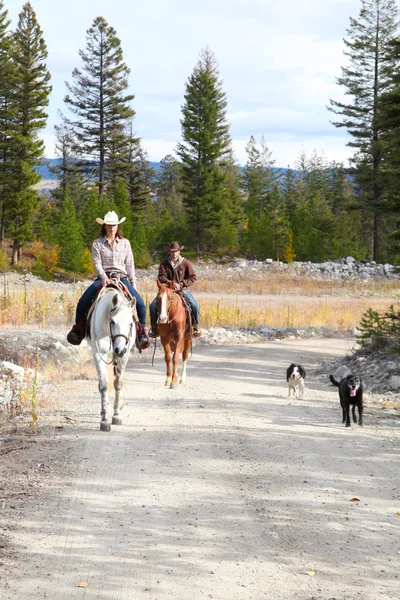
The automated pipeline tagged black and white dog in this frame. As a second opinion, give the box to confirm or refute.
[287,363,306,399]
[331,372,363,427]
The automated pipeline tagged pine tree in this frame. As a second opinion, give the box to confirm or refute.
[49,124,87,213]
[110,180,133,241]
[156,154,183,213]
[154,155,187,249]
[80,188,103,248]
[329,0,399,261]
[7,2,51,264]
[241,136,283,258]
[378,36,400,257]
[177,48,231,252]
[0,0,12,245]
[57,187,85,272]
[243,136,280,217]
[125,140,155,219]
[62,16,135,197]
[217,152,245,252]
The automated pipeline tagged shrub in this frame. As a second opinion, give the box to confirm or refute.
[31,240,59,274]
[0,248,9,271]
[80,248,95,276]
[283,232,296,264]
[358,304,400,347]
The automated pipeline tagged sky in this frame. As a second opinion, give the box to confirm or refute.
[7,0,365,168]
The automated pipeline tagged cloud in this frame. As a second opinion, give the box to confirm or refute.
[8,0,361,167]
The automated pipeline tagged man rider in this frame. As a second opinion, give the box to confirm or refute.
[148,242,201,338]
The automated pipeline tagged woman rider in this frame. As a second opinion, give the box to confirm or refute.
[67,211,149,349]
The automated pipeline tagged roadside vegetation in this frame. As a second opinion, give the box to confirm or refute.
[1,266,400,332]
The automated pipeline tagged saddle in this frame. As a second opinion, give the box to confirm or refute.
[175,290,193,331]
[86,281,139,340]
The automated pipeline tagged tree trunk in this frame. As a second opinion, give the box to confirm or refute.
[0,202,5,247]
[11,240,19,265]
[373,212,380,262]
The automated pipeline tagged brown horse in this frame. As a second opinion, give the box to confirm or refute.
[156,281,192,389]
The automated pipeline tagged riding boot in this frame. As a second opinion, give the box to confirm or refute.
[67,318,86,345]
[136,323,150,349]
[148,325,159,339]
[192,324,202,338]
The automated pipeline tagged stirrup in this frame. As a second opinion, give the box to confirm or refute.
[137,333,150,349]
[148,327,158,339]
[192,326,202,338]
[67,326,85,346]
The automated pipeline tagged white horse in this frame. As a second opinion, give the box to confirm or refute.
[90,287,136,432]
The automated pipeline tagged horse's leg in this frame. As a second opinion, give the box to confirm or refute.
[111,349,130,424]
[93,350,111,432]
[111,365,123,425]
[180,337,191,384]
[162,340,173,387]
[170,338,184,389]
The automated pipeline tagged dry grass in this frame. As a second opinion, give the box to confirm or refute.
[198,296,395,330]
[0,284,79,328]
[198,274,400,298]
[1,270,400,331]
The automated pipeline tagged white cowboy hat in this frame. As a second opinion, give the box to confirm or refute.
[96,210,126,225]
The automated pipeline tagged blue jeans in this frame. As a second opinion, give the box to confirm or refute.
[76,278,146,329]
[149,289,199,326]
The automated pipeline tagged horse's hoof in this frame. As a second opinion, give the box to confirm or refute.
[100,421,111,432]
[112,416,122,425]
[165,380,171,387]
[170,382,177,389]
[179,379,186,385]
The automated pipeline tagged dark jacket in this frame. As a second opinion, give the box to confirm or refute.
[158,257,197,289]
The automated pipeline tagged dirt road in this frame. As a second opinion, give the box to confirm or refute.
[2,338,400,600]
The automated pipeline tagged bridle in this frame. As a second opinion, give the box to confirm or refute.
[109,302,134,345]
[94,289,134,365]
[157,288,178,325]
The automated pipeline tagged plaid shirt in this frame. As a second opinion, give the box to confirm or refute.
[92,236,136,288]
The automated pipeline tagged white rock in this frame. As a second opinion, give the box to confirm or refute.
[0,361,25,379]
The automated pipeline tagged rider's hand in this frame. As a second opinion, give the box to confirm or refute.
[173,282,181,291]
[102,276,111,287]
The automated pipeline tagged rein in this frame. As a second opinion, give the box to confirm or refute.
[154,288,193,353]
[157,291,179,325]
[93,288,134,366]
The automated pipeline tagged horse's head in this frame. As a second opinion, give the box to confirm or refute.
[109,292,135,357]
[157,280,175,324]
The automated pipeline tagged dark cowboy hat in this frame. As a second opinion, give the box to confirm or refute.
[164,241,184,251]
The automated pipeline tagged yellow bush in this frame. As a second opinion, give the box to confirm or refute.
[283,232,296,265]
[80,248,95,276]
[32,241,59,273]
[0,247,9,271]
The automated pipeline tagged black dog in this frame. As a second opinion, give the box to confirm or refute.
[329,365,351,387]
[331,373,363,427]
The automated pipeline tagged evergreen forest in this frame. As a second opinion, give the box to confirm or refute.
[2,0,400,274]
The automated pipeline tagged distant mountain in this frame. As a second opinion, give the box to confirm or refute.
[35,159,162,181]
[35,160,293,185]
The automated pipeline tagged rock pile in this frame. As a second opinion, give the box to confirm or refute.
[316,338,400,396]
[193,256,400,281]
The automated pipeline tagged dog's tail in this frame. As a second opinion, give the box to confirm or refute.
[329,374,340,387]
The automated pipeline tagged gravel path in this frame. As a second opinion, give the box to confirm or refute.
[1,338,399,600]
